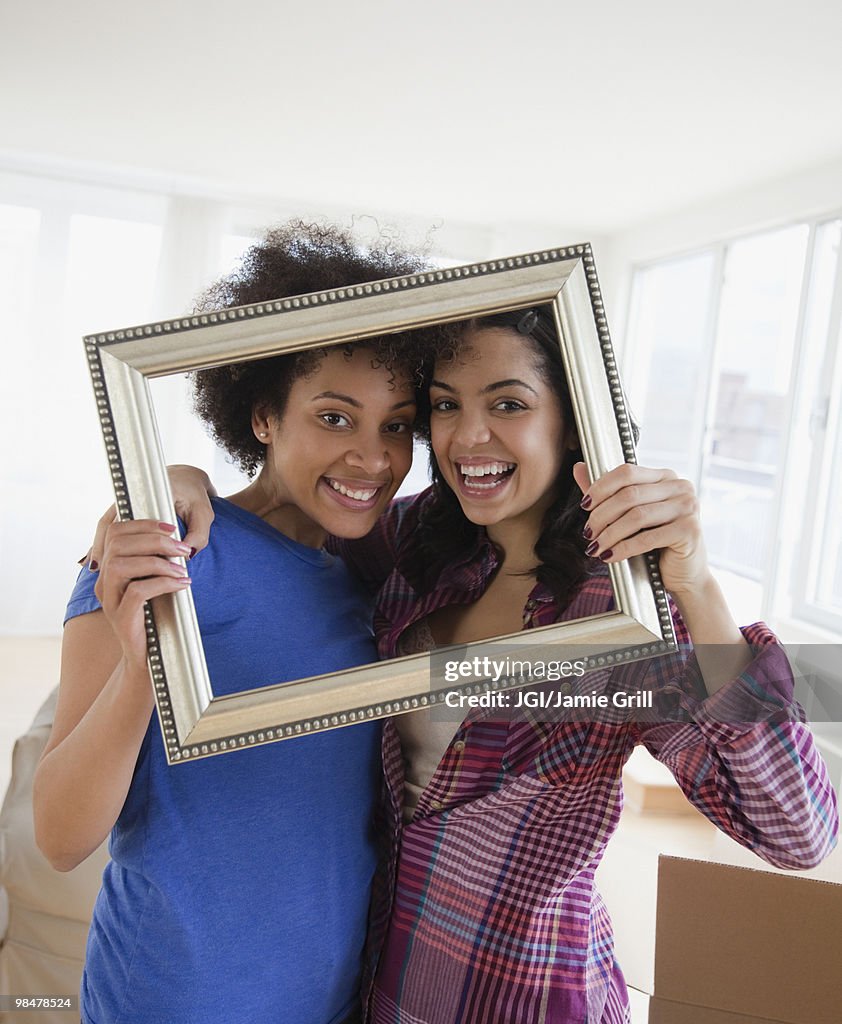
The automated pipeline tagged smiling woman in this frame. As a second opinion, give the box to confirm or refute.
[347,306,839,1024]
[32,221,439,1024]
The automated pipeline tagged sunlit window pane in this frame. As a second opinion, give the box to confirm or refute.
[700,225,808,580]
[0,204,40,332]
[624,252,716,478]
[810,221,842,613]
[0,205,41,396]
[218,232,260,277]
[64,215,163,336]
[0,205,42,629]
[816,410,842,611]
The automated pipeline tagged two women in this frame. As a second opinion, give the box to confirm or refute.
[48,226,838,1024]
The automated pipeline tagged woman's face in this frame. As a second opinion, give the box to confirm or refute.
[429,326,570,533]
[258,347,416,541]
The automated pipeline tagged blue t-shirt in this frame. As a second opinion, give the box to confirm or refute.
[65,499,382,1024]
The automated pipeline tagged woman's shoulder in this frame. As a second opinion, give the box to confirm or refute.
[64,564,100,624]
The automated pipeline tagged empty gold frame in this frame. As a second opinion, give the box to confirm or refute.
[84,244,676,762]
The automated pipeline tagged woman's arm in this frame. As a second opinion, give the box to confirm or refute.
[327,490,430,592]
[575,462,838,867]
[34,521,192,871]
[87,469,423,594]
[629,615,838,869]
[86,465,217,569]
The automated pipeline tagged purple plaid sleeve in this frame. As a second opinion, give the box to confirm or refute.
[634,617,838,870]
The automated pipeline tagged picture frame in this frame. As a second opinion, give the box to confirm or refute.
[84,243,677,763]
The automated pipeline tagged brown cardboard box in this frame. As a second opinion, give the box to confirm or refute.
[648,856,842,1024]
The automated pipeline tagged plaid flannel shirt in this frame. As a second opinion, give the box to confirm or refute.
[335,491,838,1024]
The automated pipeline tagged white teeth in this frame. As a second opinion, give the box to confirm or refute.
[458,462,516,491]
[459,462,516,478]
[328,480,378,501]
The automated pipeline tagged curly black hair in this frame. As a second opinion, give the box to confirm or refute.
[191,220,436,477]
[402,307,597,608]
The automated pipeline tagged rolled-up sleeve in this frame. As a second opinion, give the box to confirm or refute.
[634,619,839,870]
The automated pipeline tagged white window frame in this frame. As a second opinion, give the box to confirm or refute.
[621,213,842,640]
[790,218,842,633]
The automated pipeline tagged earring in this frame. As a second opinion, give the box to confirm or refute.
[258,430,269,439]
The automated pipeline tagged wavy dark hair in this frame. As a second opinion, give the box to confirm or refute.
[405,307,597,607]
[191,220,436,476]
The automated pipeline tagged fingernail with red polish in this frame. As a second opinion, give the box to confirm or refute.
[580,495,592,510]
[586,540,599,556]
[598,548,613,561]
[583,525,593,540]
[87,559,99,572]
[189,547,197,559]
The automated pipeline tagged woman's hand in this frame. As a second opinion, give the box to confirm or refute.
[85,464,217,569]
[573,462,710,596]
[573,462,751,690]
[95,519,193,668]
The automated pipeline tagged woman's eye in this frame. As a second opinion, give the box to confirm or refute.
[319,412,351,428]
[431,398,457,413]
[384,421,411,435]
[494,399,527,412]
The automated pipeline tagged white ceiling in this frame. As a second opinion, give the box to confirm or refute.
[2,0,841,234]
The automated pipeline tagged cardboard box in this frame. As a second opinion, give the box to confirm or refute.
[649,856,842,1024]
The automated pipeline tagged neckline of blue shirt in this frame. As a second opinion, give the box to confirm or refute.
[208,496,336,568]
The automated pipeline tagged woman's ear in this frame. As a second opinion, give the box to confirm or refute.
[252,407,272,444]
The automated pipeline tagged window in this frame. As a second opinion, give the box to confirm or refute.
[0,203,40,339]
[0,203,41,432]
[624,251,717,481]
[623,218,842,637]
[792,219,842,632]
[699,226,808,600]
[0,184,168,635]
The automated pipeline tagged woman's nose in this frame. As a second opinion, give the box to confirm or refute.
[345,433,389,473]
[452,408,492,448]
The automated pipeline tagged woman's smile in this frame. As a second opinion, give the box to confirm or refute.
[454,458,517,497]
[321,475,388,509]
